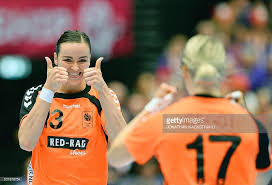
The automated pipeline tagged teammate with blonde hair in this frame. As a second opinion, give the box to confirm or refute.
[108,35,271,185]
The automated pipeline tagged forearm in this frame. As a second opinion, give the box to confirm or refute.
[18,98,50,151]
[109,99,163,146]
[110,109,150,147]
[98,86,126,141]
[109,84,176,167]
[108,110,150,167]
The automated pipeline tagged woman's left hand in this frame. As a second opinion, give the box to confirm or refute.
[84,57,107,93]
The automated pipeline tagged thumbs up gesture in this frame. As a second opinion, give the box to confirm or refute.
[44,57,68,92]
[83,57,107,93]
[154,83,177,98]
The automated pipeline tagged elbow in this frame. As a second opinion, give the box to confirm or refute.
[19,143,33,152]
[107,149,117,167]
[19,141,34,152]
[18,138,34,152]
[107,148,134,168]
[109,161,125,169]
[107,151,123,168]
[18,132,34,152]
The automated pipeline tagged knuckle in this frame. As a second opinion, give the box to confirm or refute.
[53,69,58,73]
[84,68,91,73]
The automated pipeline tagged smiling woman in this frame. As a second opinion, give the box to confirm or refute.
[48,31,92,93]
[53,41,91,93]
[17,30,126,185]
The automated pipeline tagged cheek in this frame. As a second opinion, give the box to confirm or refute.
[82,62,90,69]
[57,61,68,68]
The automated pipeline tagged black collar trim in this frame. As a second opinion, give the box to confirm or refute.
[54,85,91,99]
[194,94,222,98]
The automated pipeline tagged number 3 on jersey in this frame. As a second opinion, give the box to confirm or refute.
[187,135,241,185]
[44,109,64,129]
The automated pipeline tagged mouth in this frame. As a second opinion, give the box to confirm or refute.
[69,72,82,79]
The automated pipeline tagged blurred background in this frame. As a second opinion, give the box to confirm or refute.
[1,0,272,184]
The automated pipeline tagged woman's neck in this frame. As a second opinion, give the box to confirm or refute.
[57,82,86,94]
[192,87,222,98]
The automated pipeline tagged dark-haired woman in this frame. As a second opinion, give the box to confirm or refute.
[18,30,126,185]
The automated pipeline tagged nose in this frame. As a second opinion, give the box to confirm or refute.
[71,62,79,71]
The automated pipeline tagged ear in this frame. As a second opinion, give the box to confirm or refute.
[54,52,58,66]
[181,65,194,95]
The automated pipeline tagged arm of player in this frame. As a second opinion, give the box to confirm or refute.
[18,97,51,152]
[18,57,68,151]
[107,110,149,168]
[84,57,126,142]
[108,83,177,168]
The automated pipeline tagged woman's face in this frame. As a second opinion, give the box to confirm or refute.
[54,42,91,88]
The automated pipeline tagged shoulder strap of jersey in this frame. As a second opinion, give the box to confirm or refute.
[251,116,271,169]
[83,93,102,116]
[19,84,43,121]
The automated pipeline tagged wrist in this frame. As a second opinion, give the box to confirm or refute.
[39,87,55,103]
[44,83,55,92]
[96,83,108,94]
[144,94,174,113]
[144,98,161,112]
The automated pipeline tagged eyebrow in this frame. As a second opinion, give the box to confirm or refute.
[62,56,88,59]
[62,56,73,59]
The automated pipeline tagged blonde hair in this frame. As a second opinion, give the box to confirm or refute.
[182,34,226,86]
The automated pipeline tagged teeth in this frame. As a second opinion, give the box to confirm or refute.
[69,72,80,76]
[68,72,81,79]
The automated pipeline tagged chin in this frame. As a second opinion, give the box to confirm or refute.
[67,79,84,88]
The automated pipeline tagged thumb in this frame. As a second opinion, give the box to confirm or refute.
[161,83,177,94]
[160,83,177,97]
[45,57,53,70]
[95,57,104,70]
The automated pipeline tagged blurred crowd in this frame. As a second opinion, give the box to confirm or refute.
[106,0,272,184]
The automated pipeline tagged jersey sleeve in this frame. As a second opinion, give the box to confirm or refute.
[109,88,121,111]
[19,85,43,125]
[124,112,163,165]
[253,117,272,171]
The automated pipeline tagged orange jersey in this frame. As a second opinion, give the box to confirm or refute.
[125,96,271,185]
[19,85,120,185]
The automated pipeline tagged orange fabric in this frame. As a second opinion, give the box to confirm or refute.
[125,96,270,185]
[20,86,119,185]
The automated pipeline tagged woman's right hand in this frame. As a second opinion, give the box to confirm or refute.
[154,83,177,98]
[144,83,177,113]
[43,57,68,92]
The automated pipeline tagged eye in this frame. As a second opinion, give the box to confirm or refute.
[79,59,87,63]
[64,59,72,63]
